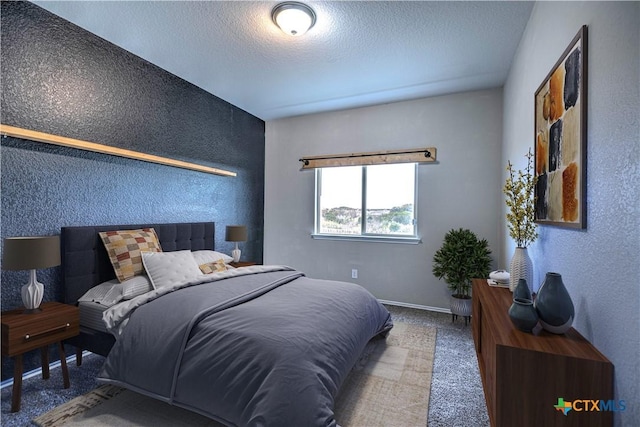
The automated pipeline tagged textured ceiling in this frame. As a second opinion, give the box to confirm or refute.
[34,1,534,121]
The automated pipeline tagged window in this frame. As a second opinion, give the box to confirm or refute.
[315,163,418,240]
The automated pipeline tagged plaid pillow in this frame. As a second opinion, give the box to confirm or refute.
[199,258,228,274]
[99,228,162,282]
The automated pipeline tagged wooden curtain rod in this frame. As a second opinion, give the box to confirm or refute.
[299,147,437,169]
[0,124,236,177]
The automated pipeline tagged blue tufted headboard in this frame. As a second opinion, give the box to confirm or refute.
[61,222,215,304]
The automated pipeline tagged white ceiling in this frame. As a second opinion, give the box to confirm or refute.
[34,1,534,121]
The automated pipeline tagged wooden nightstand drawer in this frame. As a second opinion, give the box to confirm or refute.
[229,261,257,268]
[2,302,79,357]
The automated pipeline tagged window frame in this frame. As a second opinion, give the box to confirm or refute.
[312,163,421,244]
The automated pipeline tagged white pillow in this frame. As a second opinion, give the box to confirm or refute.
[120,275,154,299]
[142,250,203,289]
[191,250,233,265]
[78,282,123,307]
[78,275,153,307]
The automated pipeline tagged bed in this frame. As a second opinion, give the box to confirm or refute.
[62,222,215,357]
[62,222,393,426]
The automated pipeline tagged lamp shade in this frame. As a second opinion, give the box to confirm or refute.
[225,226,247,242]
[2,236,61,271]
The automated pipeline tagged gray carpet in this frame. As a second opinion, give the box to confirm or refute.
[387,306,489,427]
[0,305,489,426]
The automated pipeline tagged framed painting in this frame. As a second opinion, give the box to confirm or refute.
[534,25,587,229]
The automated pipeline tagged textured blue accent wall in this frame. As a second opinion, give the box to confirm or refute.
[1,2,264,378]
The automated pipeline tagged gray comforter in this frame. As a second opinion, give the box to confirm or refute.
[98,266,393,426]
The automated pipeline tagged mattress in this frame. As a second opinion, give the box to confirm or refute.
[78,301,110,333]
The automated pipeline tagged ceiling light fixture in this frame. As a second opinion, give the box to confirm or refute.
[271,2,316,37]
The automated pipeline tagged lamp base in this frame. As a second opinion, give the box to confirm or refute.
[232,248,241,263]
[21,270,44,314]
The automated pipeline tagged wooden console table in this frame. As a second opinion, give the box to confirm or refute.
[472,278,613,427]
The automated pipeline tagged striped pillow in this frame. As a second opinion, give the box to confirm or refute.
[99,228,162,282]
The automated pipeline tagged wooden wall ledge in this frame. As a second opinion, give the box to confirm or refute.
[0,124,236,177]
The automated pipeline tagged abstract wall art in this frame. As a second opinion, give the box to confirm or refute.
[534,25,587,228]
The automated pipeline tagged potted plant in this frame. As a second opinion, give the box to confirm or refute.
[504,148,538,292]
[432,228,492,324]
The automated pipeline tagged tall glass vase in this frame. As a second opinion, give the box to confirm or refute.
[509,247,533,293]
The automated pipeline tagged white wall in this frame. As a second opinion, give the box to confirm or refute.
[503,2,639,424]
[265,89,503,310]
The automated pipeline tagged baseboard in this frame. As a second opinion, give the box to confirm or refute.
[0,350,92,390]
[379,299,451,314]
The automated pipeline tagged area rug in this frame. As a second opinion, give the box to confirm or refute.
[33,322,435,427]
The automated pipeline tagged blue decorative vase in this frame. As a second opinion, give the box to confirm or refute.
[534,272,575,334]
[513,278,532,301]
[508,298,539,333]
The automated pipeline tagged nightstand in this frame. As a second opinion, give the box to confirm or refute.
[230,261,257,268]
[1,302,80,412]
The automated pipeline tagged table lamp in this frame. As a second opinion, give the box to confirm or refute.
[2,235,61,313]
[225,225,247,263]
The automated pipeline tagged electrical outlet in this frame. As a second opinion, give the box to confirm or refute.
[351,269,358,279]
